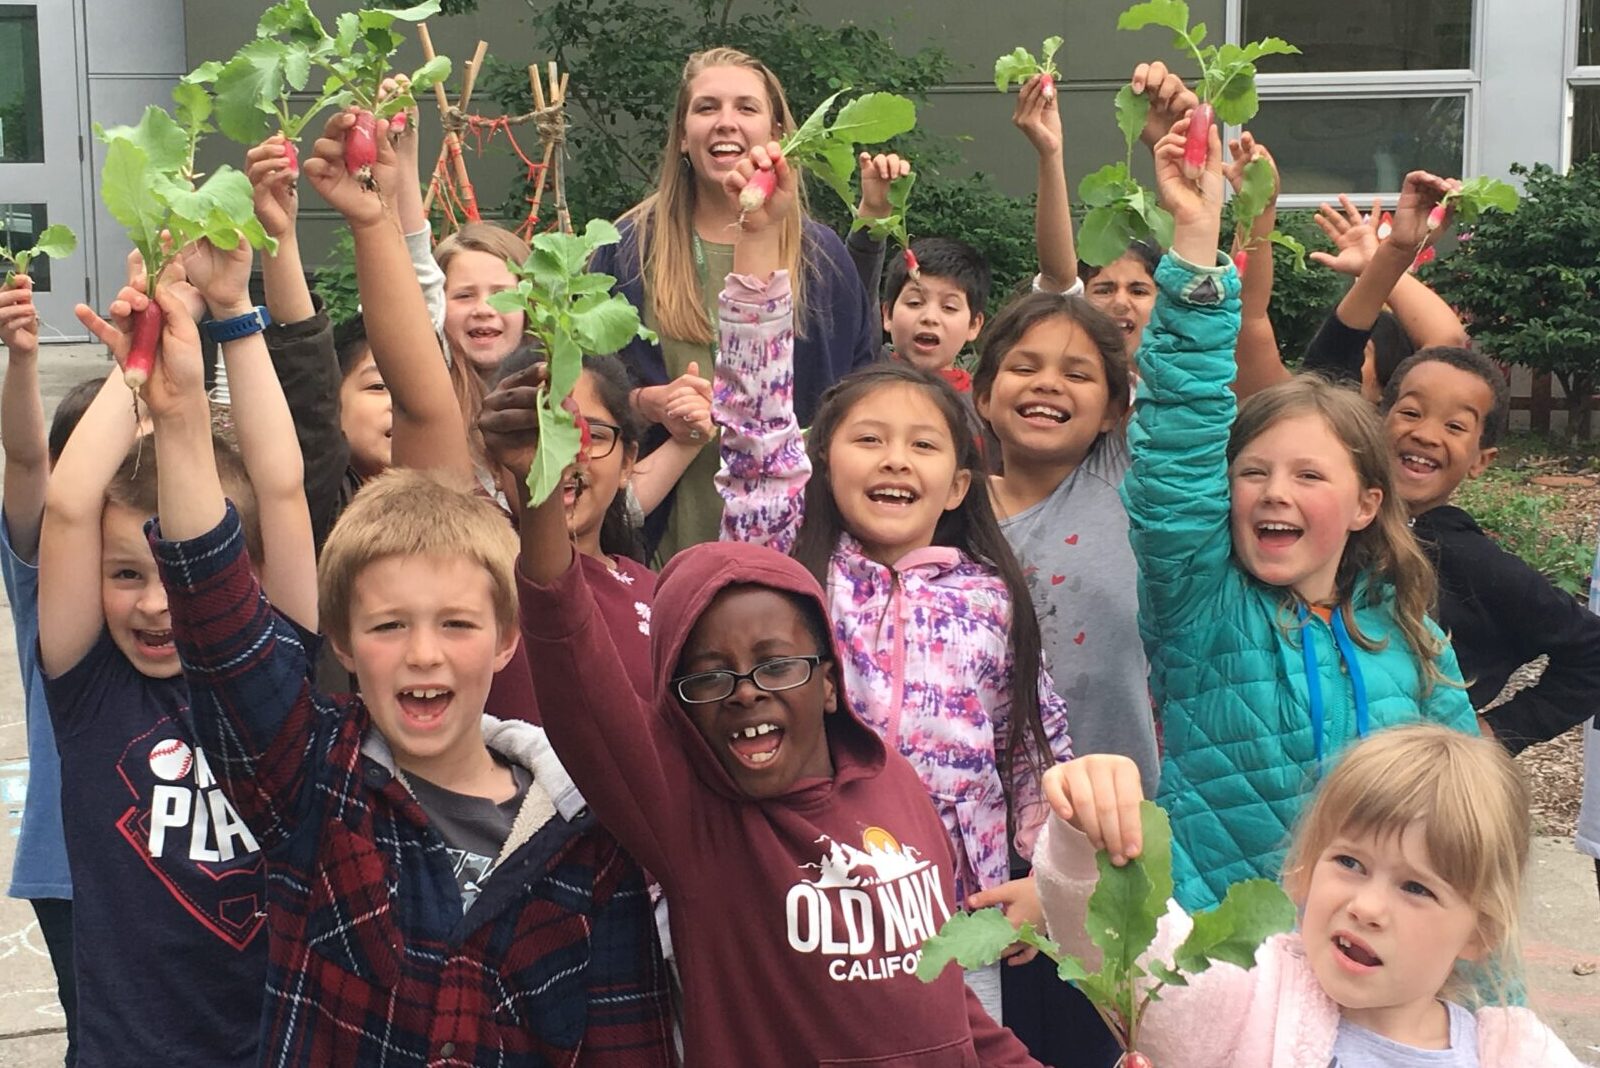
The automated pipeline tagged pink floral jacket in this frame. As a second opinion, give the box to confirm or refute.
[714,270,1073,903]
[1035,816,1585,1068]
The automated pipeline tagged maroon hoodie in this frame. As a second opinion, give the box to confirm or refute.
[519,541,1038,1066]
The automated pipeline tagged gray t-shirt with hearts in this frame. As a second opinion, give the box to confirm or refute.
[998,433,1159,789]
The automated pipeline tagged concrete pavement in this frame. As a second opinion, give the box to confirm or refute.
[1,342,1598,1065]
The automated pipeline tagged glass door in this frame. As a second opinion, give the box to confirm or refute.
[1,2,89,339]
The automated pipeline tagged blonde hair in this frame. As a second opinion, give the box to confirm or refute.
[1227,375,1448,692]
[621,47,811,344]
[1282,724,1530,995]
[105,429,264,568]
[317,468,519,649]
[434,222,531,279]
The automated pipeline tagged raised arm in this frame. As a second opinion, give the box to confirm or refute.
[139,278,325,851]
[40,260,148,678]
[845,151,911,301]
[304,108,471,481]
[246,136,350,549]
[1226,135,1291,398]
[1,275,48,560]
[179,237,317,629]
[1013,74,1078,292]
[482,363,689,877]
[715,145,809,553]
[1122,114,1243,637]
[378,76,445,333]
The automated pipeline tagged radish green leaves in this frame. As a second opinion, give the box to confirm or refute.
[917,802,1295,1059]
[486,220,655,507]
[202,0,452,145]
[1,224,76,288]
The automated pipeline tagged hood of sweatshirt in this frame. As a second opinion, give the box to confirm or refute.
[651,540,886,802]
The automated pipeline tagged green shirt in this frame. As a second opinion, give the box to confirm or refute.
[642,237,733,565]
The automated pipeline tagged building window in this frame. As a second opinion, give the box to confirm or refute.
[1248,96,1467,195]
[1,204,53,290]
[1575,86,1600,163]
[1241,0,1473,72]
[0,6,43,164]
[1580,0,1599,67]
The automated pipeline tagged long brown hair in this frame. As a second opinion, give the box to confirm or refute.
[1227,375,1449,692]
[792,364,1056,827]
[621,47,811,344]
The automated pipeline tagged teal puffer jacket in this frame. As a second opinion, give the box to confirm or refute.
[1122,253,1477,910]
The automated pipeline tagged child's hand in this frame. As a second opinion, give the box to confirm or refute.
[661,360,714,445]
[1384,170,1458,251]
[1042,754,1145,866]
[1223,132,1277,197]
[246,136,300,240]
[1130,61,1200,148]
[77,283,206,419]
[1011,73,1063,157]
[966,876,1047,966]
[1309,194,1383,276]
[303,108,393,230]
[1153,111,1225,230]
[856,152,912,220]
[480,361,546,485]
[725,141,796,233]
[0,275,39,356]
[178,236,254,318]
[374,76,420,186]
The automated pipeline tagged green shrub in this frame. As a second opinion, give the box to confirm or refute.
[1452,470,1594,597]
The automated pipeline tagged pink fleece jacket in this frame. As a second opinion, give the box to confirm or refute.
[1033,816,1585,1068]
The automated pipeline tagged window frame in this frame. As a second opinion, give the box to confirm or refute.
[1566,0,1600,165]
[1222,0,1483,205]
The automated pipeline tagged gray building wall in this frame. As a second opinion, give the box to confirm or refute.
[55,0,1589,311]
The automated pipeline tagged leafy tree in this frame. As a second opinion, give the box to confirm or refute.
[1422,156,1600,437]
[473,0,954,243]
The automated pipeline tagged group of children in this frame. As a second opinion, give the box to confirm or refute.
[0,43,1593,1068]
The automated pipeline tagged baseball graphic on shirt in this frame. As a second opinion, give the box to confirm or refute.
[148,738,194,781]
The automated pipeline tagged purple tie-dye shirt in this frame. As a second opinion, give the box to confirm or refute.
[713,269,1073,903]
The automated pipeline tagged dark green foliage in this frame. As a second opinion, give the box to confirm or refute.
[1421,157,1600,436]
[475,0,955,234]
[312,229,360,329]
[1219,205,1345,364]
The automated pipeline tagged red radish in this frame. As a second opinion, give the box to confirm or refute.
[344,111,379,188]
[282,139,299,176]
[1182,102,1214,180]
[561,393,592,451]
[738,167,778,216]
[389,112,408,135]
[124,299,163,390]
[1118,1053,1154,1068]
[1040,72,1056,100]
[1426,203,1447,233]
[1232,249,1248,277]
[904,247,922,281]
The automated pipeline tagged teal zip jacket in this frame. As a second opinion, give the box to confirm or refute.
[1122,252,1477,910]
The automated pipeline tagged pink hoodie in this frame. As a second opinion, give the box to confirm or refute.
[1033,816,1585,1068]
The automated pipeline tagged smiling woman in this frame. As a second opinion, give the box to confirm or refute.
[588,48,880,564]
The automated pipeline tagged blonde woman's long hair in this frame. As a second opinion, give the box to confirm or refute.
[1227,375,1450,693]
[621,47,811,345]
[1281,724,1530,1001]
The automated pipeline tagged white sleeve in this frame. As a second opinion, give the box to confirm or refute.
[1032,273,1086,297]
[405,226,447,340]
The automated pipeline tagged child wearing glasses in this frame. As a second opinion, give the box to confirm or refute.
[493,382,1042,1065]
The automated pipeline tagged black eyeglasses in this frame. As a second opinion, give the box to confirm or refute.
[584,419,623,460]
[672,655,828,704]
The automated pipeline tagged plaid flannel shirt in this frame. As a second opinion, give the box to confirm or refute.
[152,507,673,1067]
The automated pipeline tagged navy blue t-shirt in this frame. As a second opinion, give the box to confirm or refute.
[44,629,267,1066]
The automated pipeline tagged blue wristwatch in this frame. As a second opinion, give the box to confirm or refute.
[205,305,272,343]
